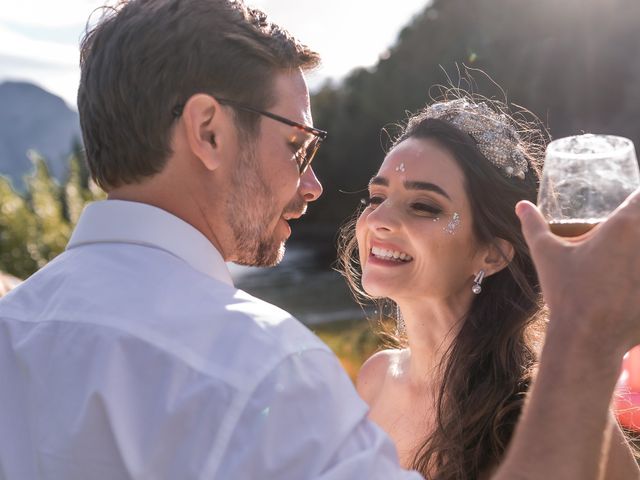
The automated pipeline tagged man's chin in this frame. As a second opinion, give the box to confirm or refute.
[234,241,286,268]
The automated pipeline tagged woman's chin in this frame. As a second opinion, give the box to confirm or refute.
[362,278,398,299]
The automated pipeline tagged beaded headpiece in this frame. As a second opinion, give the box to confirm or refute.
[425,99,528,179]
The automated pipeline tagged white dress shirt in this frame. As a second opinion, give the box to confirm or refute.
[0,200,421,480]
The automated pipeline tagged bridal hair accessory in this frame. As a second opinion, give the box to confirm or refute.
[396,305,406,336]
[425,99,528,179]
[472,270,485,295]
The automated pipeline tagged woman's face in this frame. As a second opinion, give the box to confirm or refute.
[356,137,485,302]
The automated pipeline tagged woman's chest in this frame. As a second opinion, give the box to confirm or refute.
[368,385,435,467]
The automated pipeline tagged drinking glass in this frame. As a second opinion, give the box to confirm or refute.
[538,134,640,237]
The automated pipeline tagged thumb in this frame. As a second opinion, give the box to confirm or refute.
[516,200,553,256]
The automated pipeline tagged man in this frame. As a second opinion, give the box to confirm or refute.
[0,1,637,478]
[500,196,640,479]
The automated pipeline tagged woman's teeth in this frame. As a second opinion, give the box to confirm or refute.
[371,246,413,262]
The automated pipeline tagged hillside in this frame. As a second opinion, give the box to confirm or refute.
[0,81,81,187]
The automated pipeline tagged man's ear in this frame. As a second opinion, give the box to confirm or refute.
[181,94,229,171]
[482,238,515,277]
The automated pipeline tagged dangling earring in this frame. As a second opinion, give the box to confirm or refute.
[472,270,485,295]
[396,305,406,336]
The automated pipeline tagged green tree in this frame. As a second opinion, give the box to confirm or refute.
[0,149,104,279]
[0,175,39,277]
[24,151,71,268]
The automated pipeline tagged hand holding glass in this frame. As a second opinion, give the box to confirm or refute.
[538,134,640,237]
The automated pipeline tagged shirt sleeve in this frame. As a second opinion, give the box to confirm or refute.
[213,347,423,480]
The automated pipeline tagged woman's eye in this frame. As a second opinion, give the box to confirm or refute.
[411,203,442,216]
[360,196,384,208]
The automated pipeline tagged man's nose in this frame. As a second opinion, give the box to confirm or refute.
[300,166,323,202]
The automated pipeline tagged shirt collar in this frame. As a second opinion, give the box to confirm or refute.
[67,200,234,287]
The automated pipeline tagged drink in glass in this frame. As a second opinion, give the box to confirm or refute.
[538,134,640,237]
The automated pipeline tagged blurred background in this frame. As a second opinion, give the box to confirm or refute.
[1,0,640,377]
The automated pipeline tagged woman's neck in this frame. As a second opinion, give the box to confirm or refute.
[396,293,472,387]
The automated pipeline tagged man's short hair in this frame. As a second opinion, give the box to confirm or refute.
[78,0,320,190]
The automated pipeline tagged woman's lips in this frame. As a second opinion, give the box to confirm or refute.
[367,245,413,267]
[370,245,413,262]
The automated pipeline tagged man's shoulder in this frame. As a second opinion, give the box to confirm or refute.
[221,288,331,359]
[0,245,330,387]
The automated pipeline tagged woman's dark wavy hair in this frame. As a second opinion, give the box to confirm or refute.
[337,94,549,479]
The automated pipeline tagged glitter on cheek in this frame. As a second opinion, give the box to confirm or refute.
[444,212,461,235]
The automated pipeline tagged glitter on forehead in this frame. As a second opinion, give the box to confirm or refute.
[444,212,461,235]
[425,99,528,179]
[395,163,406,173]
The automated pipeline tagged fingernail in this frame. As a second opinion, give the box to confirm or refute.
[515,201,532,218]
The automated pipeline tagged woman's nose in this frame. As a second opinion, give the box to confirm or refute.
[365,200,401,233]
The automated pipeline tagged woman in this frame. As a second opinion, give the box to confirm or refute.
[338,97,638,479]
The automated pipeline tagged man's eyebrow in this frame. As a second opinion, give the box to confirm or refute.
[368,176,451,201]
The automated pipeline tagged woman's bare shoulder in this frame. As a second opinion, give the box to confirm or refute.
[356,348,403,406]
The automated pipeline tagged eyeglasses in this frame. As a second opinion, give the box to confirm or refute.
[172,97,327,175]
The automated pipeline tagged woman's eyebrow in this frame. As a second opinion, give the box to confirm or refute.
[368,176,451,201]
[368,176,388,186]
[403,180,451,200]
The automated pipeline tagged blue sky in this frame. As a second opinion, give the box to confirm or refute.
[0,0,430,109]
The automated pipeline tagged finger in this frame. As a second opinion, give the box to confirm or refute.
[613,186,640,214]
[515,201,555,255]
[591,187,640,238]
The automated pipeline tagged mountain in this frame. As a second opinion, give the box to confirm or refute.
[0,81,81,188]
